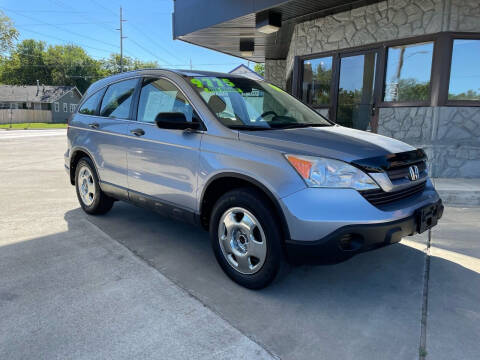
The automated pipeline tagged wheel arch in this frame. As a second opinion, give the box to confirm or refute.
[199,172,291,242]
[69,147,99,185]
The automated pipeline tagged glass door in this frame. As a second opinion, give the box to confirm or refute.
[335,50,380,131]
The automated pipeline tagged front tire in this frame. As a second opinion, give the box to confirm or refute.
[75,157,114,215]
[209,188,283,289]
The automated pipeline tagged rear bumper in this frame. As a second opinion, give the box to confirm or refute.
[285,199,443,264]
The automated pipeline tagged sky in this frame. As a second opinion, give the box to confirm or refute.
[1,0,251,73]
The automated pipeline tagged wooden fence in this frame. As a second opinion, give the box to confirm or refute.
[0,109,52,124]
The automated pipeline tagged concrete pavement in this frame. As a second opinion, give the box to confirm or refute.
[0,128,67,139]
[427,207,480,359]
[0,130,274,360]
[1,129,479,359]
[434,178,480,206]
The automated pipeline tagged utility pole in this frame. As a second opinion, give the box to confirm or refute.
[117,6,127,73]
[190,58,192,70]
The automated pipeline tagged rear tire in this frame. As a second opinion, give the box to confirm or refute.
[75,157,114,215]
[209,188,283,289]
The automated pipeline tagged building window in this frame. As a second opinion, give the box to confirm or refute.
[301,56,333,107]
[337,52,377,130]
[383,42,434,103]
[54,102,59,112]
[63,103,68,112]
[70,104,76,112]
[448,39,480,101]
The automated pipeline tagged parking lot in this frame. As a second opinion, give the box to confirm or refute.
[1,129,479,360]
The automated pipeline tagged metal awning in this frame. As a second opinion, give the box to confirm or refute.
[173,0,381,62]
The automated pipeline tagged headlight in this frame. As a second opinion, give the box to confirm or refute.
[285,154,379,190]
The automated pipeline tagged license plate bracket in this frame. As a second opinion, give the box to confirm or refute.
[417,201,442,234]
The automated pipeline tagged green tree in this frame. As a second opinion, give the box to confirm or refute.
[0,39,50,85]
[448,89,480,101]
[0,10,19,54]
[396,78,430,102]
[45,44,106,93]
[254,63,265,77]
[312,63,332,105]
[0,39,160,92]
[101,53,159,75]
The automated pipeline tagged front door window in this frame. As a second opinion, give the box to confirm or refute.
[336,52,378,131]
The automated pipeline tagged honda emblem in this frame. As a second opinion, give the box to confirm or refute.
[408,165,419,181]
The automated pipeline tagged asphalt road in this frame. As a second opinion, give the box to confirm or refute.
[1,129,479,359]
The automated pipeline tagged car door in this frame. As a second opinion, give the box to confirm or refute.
[73,78,139,191]
[126,76,203,217]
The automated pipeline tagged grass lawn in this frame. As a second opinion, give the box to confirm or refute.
[0,123,67,130]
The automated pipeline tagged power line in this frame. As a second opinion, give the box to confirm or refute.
[47,0,77,13]
[88,0,118,18]
[86,0,184,64]
[14,27,114,56]
[126,38,170,66]
[44,0,119,36]
[10,25,175,67]
[84,2,175,65]
[0,9,93,14]
[3,8,122,52]
[5,4,184,66]
[126,21,183,63]
[15,22,117,26]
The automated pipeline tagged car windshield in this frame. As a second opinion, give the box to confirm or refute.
[186,75,332,130]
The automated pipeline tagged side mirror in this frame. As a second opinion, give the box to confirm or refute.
[154,112,200,130]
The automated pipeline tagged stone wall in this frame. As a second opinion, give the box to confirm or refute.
[433,107,480,177]
[378,107,480,178]
[448,0,480,32]
[281,0,480,80]
[264,59,287,90]
[263,0,480,178]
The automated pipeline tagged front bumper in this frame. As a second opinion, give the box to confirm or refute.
[285,199,443,264]
[280,178,443,263]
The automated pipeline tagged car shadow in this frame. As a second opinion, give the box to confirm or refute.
[62,202,479,360]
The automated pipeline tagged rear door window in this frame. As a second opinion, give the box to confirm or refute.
[78,90,104,115]
[100,79,138,119]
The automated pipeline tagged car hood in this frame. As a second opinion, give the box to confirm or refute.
[238,125,415,162]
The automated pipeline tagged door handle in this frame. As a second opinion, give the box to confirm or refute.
[88,122,99,129]
[130,128,145,137]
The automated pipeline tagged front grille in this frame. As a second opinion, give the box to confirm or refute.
[387,161,427,181]
[361,181,426,206]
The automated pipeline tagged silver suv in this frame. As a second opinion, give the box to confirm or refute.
[65,69,443,289]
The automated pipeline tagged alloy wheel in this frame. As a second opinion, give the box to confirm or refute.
[218,207,267,274]
[77,165,96,206]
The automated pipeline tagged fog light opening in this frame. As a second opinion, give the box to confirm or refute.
[339,234,364,252]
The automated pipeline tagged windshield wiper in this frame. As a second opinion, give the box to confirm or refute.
[229,125,273,131]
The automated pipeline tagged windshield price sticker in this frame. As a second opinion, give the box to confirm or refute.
[190,77,243,93]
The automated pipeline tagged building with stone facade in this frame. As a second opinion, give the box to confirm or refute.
[173,0,480,177]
